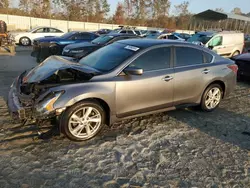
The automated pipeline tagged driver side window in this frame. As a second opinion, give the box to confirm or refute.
[128,47,171,71]
[209,36,222,47]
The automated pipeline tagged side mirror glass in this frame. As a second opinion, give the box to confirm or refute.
[123,67,143,76]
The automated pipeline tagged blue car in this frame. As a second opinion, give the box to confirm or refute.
[31,31,99,63]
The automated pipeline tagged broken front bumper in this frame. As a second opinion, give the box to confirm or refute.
[7,75,65,122]
[7,81,32,121]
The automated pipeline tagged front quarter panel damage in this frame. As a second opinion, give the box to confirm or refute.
[51,82,116,115]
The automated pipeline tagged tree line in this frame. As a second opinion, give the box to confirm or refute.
[0,0,249,30]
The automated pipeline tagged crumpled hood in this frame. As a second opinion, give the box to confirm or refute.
[64,42,98,50]
[22,56,100,83]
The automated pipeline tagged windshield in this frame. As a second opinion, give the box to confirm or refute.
[135,30,141,35]
[110,29,120,34]
[79,43,138,72]
[187,34,212,44]
[60,32,77,39]
[92,35,114,44]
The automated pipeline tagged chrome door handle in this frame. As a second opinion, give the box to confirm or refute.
[162,76,173,81]
[202,69,210,74]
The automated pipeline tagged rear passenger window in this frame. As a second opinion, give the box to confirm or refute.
[203,52,213,63]
[175,47,203,67]
[129,47,171,71]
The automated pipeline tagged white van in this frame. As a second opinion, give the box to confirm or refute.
[187,31,244,57]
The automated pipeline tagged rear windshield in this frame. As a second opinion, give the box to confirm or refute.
[79,43,139,72]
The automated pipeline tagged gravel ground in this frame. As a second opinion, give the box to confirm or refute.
[0,48,250,188]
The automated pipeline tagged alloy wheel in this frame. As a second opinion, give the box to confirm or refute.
[68,107,102,139]
[21,38,30,46]
[204,87,221,110]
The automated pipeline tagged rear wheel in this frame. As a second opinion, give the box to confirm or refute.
[60,100,106,141]
[200,84,223,112]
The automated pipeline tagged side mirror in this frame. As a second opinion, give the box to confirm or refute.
[208,45,214,50]
[123,67,143,75]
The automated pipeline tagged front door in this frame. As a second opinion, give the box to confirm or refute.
[115,46,174,118]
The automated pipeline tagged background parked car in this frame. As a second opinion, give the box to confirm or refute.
[157,33,186,41]
[231,53,250,81]
[8,39,238,141]
[32,31,99,63]
[12,26,64,46]
[93,29,112,35]
[187,31,244,57]
[142,30,161,38]
[62,33,140,59]
[243,35,250,53]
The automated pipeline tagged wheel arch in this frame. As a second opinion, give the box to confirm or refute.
[203,80,226,98]
[65,97,111,126]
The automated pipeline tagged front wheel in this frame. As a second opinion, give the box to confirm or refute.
[19,37,31,46]
[232,51,240,57]
[200,84,223,112]
[60,100,106,141]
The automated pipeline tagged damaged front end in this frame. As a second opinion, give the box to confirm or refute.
[8,56,97,123]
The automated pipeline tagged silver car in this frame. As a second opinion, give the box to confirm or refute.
[8,39,238,141]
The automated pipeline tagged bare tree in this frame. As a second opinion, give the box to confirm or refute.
[19,0,32,14]
[0,0,9,8]
[113,2,125,24]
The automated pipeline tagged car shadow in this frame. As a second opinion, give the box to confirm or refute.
[166,89,250,150]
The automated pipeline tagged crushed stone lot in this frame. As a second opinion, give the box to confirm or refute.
[0,48,250,188]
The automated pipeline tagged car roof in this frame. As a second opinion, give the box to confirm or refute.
[106,33,137,37]
[197,31,216,36]
[117,39,188,48]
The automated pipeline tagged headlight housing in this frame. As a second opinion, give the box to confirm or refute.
[36,91,64,114]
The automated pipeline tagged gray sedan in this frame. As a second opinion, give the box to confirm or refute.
[8,39,237,141]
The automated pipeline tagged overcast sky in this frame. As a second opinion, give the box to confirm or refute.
[108,0,250,15]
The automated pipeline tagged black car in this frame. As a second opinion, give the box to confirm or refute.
[244,35,250,53]
[62,33,140,59]
[232,53,250,80]
[32,31,99,63]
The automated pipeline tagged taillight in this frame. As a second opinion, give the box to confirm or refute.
[228,64,238,74]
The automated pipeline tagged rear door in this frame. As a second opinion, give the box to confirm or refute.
[116,46,174,117]
[48,28,64,37]
[173,46,212,106]
[31,28,49,40]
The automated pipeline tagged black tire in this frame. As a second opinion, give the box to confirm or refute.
[49,44,60,55]
[60,100,106,141]
[19,37,31,46]
[200,84,223,112]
